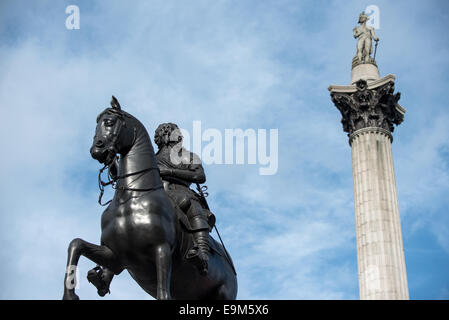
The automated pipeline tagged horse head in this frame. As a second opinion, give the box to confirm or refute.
[90,96,136,166]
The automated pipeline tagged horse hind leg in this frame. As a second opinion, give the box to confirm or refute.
[63,238,123,300]
[154,243,173,300]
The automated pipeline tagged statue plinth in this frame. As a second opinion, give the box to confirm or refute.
[351,58,380,85]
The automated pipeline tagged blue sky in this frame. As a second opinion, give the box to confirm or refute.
[0,0,448,299]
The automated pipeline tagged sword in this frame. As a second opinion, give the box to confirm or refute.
[195,183,210,210]
[373,40,378,60]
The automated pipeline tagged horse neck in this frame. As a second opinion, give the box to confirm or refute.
[118,126,161,189]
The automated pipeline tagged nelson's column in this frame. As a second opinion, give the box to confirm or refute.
[328,12,409,299]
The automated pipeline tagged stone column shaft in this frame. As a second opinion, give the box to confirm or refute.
[350,127,409,299]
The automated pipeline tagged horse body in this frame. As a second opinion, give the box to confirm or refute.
[63,99,237,300]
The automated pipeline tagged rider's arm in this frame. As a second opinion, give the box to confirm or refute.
[159,152,206,184]
[157,158,173,179]
[169,164,206,184]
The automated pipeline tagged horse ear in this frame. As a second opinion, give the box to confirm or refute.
[110,96,121,110]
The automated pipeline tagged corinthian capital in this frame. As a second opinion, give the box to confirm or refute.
[329,77,405,136]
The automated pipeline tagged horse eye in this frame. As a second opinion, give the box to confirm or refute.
[104,119,115,127]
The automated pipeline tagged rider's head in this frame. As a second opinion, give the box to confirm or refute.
[358,12,369,24]
[154,123,183,149]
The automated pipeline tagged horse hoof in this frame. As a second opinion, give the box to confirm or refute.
[63,291,80,300]
[87,267,110,297]
[157,291,171,300]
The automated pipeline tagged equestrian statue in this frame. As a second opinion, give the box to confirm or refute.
[62,96,237,300]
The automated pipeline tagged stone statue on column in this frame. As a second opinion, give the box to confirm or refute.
[353,11,379,65]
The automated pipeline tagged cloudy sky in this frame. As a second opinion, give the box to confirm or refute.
[0,0,448,300]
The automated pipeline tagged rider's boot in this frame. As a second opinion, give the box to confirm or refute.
[187,229,210,276]
[186,204,211,276]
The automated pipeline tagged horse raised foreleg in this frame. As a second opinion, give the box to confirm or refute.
[87,266,115,297]
[154,243,172,300]
[63,238,123,300]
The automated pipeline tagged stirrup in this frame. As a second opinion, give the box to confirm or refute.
[87,266,110,297]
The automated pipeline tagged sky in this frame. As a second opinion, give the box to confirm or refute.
[0,0,448,300]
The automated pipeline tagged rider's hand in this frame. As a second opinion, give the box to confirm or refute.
[159,168,172,177]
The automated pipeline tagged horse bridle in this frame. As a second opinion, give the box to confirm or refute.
[97,110,161,206]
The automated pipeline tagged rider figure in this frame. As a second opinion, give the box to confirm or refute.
[154,123,212,276]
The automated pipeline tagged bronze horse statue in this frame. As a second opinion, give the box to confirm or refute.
[63,97,237,300]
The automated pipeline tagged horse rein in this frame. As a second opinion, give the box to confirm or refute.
[98,160,162,206]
